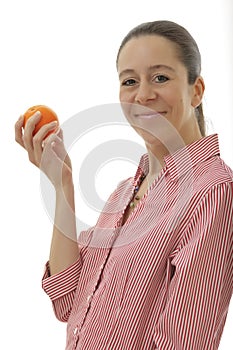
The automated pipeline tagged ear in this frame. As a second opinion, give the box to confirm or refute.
[191,76,205,108]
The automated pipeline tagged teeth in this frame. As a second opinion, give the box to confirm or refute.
[135,113,160,118]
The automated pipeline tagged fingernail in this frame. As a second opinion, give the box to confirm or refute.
[34,111,41,117]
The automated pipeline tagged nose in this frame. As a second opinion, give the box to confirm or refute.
[135,81,157,104]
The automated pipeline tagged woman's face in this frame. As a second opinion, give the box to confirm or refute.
[117,35,204,146]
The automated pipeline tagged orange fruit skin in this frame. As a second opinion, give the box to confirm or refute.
[23,105,59,136]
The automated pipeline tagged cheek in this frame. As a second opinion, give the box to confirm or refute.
[119,89,134,103]
[119,90,124,101]
[161,87,179,107]
[163,89,186,114]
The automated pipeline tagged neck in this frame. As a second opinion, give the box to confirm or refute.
[146,146,165,179]
[145,122,203,180]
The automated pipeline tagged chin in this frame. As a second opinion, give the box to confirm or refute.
[135,127,162,145]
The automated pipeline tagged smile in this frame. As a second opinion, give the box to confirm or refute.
[133,112,166,119]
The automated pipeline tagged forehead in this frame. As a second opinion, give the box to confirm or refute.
[117,35,181,72]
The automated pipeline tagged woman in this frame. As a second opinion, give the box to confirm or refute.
[15,20,233,349]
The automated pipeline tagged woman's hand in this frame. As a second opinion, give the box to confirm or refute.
[15,112,73,190]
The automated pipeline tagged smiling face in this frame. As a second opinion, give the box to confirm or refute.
[117,35,204,147]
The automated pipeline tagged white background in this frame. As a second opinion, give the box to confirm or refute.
[1,0,232,349]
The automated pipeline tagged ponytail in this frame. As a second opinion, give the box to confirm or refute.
[196,103,206,137]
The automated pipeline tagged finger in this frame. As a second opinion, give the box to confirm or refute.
[33,120,59,165]
[43,132,70,168]
[43,129,62,147]
[51,135,72,170]
[33,120,58,149]
[23,111,42,152]
[15,115,25,148]
[55,127,63,140]
[51,136,68,161]
[43,133,63,158]
[40,135,62,173]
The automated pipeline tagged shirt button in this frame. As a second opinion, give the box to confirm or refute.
[73,327,78,335]
[87,295,92,302]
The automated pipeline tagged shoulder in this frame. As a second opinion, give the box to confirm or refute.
[192,154,233,196]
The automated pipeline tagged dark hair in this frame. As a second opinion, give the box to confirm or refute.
[117,20,206,137]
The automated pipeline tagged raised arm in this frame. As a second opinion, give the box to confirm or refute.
[15,112,80,275]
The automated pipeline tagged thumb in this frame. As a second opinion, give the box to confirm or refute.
[51,136,68,162]
[55,127,64,140]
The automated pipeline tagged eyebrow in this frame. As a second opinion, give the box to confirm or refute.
[119,64,175,79]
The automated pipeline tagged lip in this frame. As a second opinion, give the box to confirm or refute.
[134,112,166,119]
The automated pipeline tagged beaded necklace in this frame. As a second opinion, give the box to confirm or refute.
[129,175,146,208]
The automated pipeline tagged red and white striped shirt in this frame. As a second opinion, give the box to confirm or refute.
[42,133,233,350]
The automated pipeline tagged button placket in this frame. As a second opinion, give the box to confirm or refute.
[73,327,79,350]
[73,251,111,340]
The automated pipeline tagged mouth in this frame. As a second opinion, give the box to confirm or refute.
[133,112,167,119]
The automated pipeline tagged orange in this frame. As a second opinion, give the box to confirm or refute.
[23,105,59,136]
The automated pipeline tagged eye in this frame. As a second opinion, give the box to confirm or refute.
[122,78,137,86]
[154,75,169,83]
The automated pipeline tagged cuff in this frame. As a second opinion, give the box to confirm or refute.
[42,258,82,301]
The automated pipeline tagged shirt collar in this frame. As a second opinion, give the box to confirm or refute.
[136,133,220,182]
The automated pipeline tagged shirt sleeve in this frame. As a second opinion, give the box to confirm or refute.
[153,181,233,350]
[42,257,82,322]
[41,228,92,322]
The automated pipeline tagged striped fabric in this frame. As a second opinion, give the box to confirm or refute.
[42,133,233,350]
